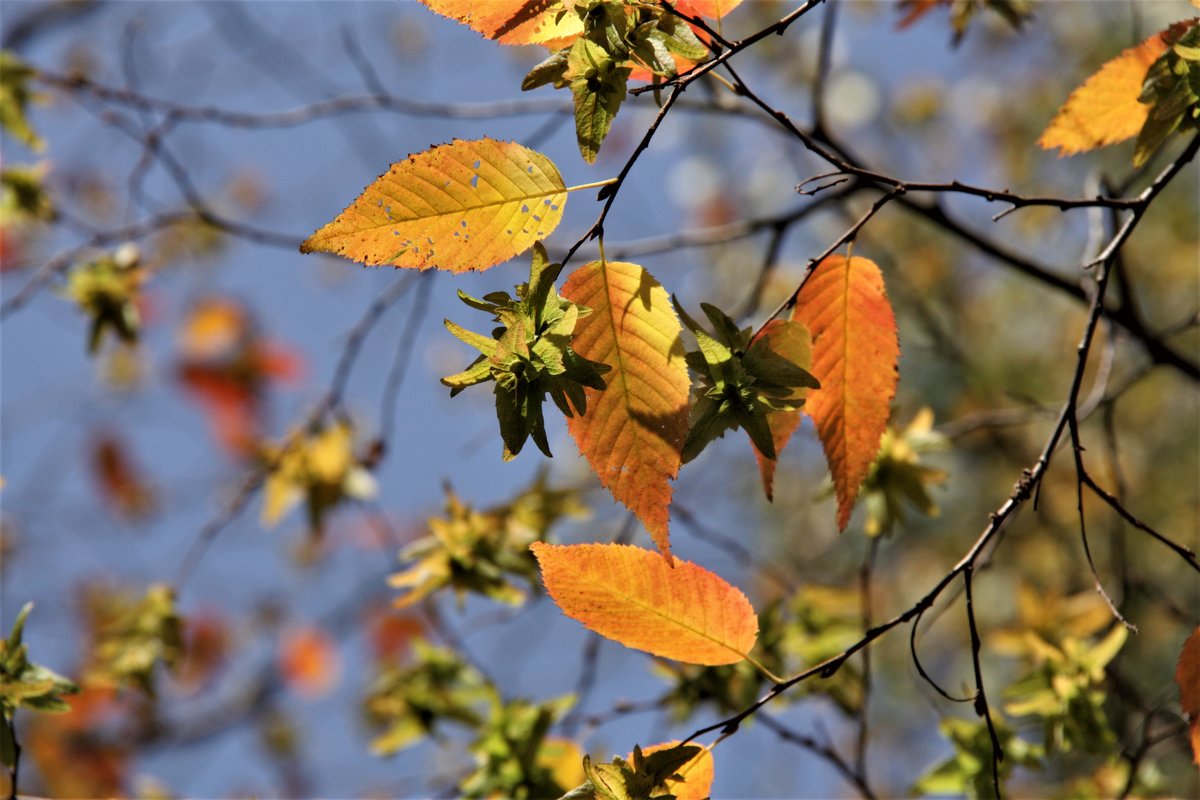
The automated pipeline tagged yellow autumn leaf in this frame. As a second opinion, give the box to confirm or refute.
[531,542,758,666]
[561,261,689,557]
[1038,23,1184,156]
[302,138,567,273]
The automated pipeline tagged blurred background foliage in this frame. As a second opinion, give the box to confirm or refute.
[0,0,1196,797]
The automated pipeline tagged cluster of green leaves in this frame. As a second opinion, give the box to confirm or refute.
[1,163,54,225]
[0,603,78,774]
[460,694,577,799]
[0,51,43,151]
[61,245,144,355]
[1136,23,1200,166]
[389,474,587,607]
[363,639,580,798]
[522,0,709,161]
[998,619,1128,755]
[913,716,1043,798]
[363,639,490,755]
[673,301,818,463]
[855,408,948,537]
[442,243,610,460]
[572,743,703,800]
[83,583,182,696]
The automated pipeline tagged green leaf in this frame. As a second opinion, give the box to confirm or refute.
[0,719,13,770]
[566,38,631,163]
[658,16,709,61]
[522,49,570,91]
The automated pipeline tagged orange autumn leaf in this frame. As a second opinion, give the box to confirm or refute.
[1177,626,1200,764]
[633,741,714,800]
[418,0,582,46]
[531,542,757,665]
[302,138,567,273]
[561,261,689,556]
[90,433,155,520]
[750,319,815,501]
[1038,22,1189,156]
[26,686,129,798]
[793,255,899,530]
[278,625,341,699]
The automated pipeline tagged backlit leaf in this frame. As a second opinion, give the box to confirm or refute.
[750,319,815,501]
[633,740,714,800]
[417,0,582,46]
[301,138,567,273]
[1039,21,1195,156]
[561,261,689,556]
[793,255,899,530]
[1177,626,1200,764]
[531,542,758,665]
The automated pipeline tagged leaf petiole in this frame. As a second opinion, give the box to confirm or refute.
[743,653,786,685]
[565,177,620,193]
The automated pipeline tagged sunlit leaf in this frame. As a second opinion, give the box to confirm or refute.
[750,319,815,501]
[634,740,714,800]
[302,138,567,272]
[561,261,689,556]
[531,542,758,665]
[1039,20,1197,157]
[793,255,899,530]
[417,0,583,46]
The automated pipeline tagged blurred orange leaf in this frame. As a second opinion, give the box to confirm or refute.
[1038,23,1184,156]
[90,433,155,520]
[364,607,425,662]
[175,611,231,693]
[26,686,129,797]
[750,319,815,501]
[561,261,689,556]
[278,625,341,699]
[417,0,582,45]
[634,740,714,800]
[531,542,757,665]
[302,138,567,273]
[1177,626,1200,764]
[793,255,899,530]
[177,297,302,457]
